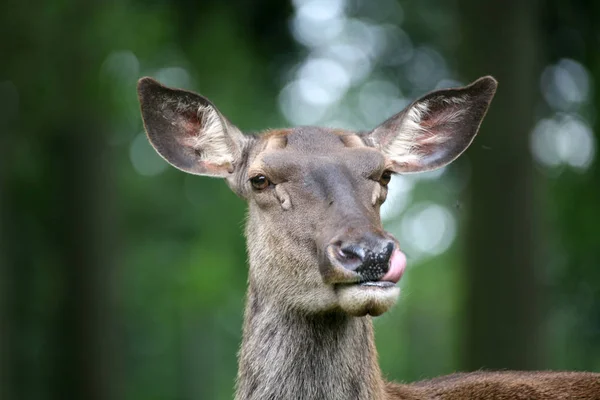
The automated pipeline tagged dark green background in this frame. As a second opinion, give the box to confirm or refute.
[1,0,599,399]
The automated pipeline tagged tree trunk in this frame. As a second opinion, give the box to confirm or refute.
[458,0,543,370]
[0,81,14,400]
[49,128,119,400]
[0,1,121,398]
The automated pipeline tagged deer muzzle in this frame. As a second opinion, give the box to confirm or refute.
[324,234,407,286]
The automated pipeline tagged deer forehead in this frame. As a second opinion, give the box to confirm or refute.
[248,128,388,180]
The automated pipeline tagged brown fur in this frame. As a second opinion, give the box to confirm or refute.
[137,76,600,399]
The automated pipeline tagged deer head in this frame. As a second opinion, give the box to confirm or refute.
[138,76,497,317]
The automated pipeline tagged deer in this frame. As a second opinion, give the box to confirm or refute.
[137,76,600,399]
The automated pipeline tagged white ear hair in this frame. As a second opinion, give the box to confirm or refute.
[368,76,498,173]
[383,96,472,163]
[138,77,247,177]
[190,104,234,165]
[381,101,430,165]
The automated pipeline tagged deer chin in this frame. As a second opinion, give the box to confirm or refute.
[336,283,400,316]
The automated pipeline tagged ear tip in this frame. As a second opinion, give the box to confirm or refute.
[473,75,498,92]
[479,75,498,86]
[137,77,164,95]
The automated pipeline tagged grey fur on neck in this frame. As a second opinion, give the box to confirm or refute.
[235,286,387,400]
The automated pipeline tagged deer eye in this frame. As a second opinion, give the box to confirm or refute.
[250,175,271,190]
[379,170,392,186]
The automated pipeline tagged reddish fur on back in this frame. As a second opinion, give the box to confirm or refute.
[386,371,600,399]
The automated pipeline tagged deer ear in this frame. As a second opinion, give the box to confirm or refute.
[367,76,498,173]
[137,77,247,177]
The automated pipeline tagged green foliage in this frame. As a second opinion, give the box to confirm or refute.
[1,0,599,399]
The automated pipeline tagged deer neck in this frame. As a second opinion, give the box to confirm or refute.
[235,284,387,400]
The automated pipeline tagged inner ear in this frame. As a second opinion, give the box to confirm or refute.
[138,77,246,177]
[368,76,498,173]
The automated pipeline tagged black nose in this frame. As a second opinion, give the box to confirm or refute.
[332,239,395,281]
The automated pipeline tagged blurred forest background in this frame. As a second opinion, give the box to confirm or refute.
[1,0,600,399]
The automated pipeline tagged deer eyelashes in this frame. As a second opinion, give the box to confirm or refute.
[250,175,271,190]
[250,171,392,192]
[379,170,392,187]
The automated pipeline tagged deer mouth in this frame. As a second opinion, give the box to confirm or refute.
[326,246,406,316]
[359,281,396,288]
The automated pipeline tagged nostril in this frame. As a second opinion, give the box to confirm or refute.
[339,244,366,262]
[328,243,367,272]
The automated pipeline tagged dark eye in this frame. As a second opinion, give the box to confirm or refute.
[379,170,392,186]
[250,175,271,190]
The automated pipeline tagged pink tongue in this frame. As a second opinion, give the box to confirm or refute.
[381,249,406,283]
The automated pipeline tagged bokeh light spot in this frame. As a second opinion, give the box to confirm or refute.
[130,133,168,176]
[399,203,457,259]
[530,114,595,171]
